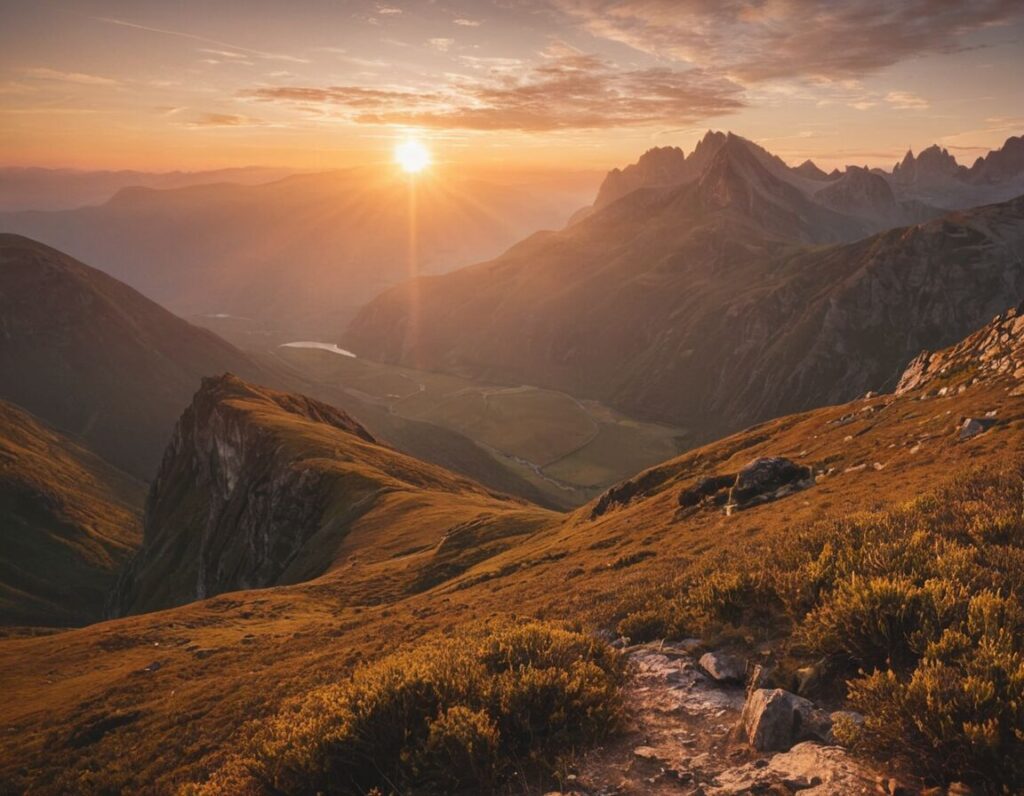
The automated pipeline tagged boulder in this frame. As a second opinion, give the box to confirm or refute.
[678,473,736,508]
[741,688,833,752]
[728,457,813,510]
[959,417,996,440]
[699,651,745,683]
[710,741,881,795]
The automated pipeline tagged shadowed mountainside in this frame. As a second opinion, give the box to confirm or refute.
[0,399,142,627]
[0,234,269,479]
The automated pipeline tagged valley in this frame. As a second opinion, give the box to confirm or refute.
[3,120,1024,795]
[269,344,687,508]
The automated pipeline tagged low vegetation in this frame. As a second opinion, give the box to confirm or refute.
[611,465,1024,790]
[190,620,626,795]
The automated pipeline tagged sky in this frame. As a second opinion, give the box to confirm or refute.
[1,0,1022,172]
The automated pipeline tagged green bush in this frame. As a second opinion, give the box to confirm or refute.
[193,620,625,795]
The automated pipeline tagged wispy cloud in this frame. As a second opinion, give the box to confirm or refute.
[95,17,310,64]
[244,48,744,131]
[21,67,119,86]
[885,90,929,110]
[186,112,266,128]
[556,0,1024,82]
[453,18,481,27]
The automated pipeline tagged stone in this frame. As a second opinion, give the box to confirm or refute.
[728,457,814,509]
[710,742,881,795]
[699,651,745,683]
[959,417,996,440]
[741,688,832,752]
[679,473,737,508]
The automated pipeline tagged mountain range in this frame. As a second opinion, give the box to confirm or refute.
[343,133,1024,445]
[0,167,599,342]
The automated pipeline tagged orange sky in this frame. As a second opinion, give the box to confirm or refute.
[2,1,1022,173]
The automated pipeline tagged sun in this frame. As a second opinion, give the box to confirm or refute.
[394,139,431,173]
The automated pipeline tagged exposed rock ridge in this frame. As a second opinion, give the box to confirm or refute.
[897,301,1024,394]
[110,374,375,615]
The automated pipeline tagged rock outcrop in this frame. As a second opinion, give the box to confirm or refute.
[897,301,1024,395]
[728,457,813,510]
[111,374,552,616]
[741,688,833,752]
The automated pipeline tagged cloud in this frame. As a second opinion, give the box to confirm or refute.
[885,90,929,109]
[377,5,402,14]
[187,112,265,128]
[21,67,119,86]
[95,17,310,63]
[244,50,743,131]
[453,18,481,27]
[429,38,454,52]
[556,0,1024,82]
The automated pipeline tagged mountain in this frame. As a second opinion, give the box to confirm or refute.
[967,134,1024,184]
[0,167,599,341]
[0,234,269,479]
[886,136,1024,209]
[0,166,294,212]
[592,145,689,209]
[0,234,567,507]
[572,131,940,236]
[6,301,1024,792]
[345,141,1024,444]
[0,399,142,627]
[792,159,833,181]
[111,374,554,616]
[811,165,935,227]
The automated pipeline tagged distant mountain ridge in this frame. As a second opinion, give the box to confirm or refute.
[578,132,1024,224]
[345,135,1024,445]
[0,168,598,340]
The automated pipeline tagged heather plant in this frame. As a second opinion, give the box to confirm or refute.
[608,465,1024,789]
[192,620,625,795]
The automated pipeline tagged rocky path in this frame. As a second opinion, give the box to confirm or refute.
[553,641,892,796]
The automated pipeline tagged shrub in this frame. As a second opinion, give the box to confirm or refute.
[194,620,625,795]
[841,592,1024,786]
[598,464,1024,790]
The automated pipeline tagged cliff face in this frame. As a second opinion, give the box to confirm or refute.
[111,374,553,617]
[110,375,376,615]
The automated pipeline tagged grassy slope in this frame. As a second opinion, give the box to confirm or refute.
[0,400,143,628]
[1,360,1021,791]
[270,346,686,508]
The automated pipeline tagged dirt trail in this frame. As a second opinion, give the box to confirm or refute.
[558,642,887,796]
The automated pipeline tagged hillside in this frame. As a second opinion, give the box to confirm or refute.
[4,308,1024,791]
[0,167,598,341]
[0,400,142,627]
[344,155,1024,444]
[111,374,556,616]
[0,234,270,479]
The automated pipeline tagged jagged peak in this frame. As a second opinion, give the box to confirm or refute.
[793,159,829,180]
